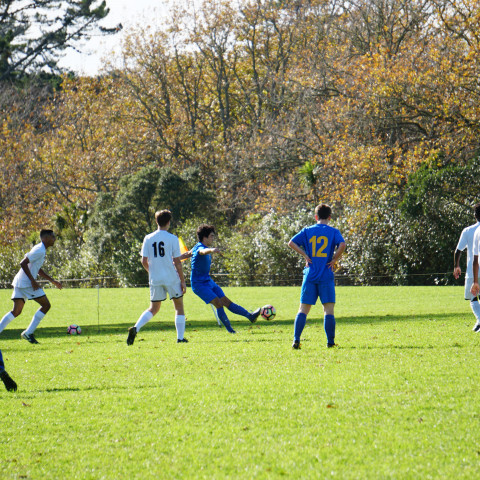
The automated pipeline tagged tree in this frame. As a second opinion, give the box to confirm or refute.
[0,0,120,81]
[87,165,216,285]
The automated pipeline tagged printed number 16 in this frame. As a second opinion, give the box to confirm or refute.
[153,241,165,258]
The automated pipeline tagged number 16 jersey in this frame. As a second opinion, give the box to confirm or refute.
[141,230,181,286]
[290,223,345,283]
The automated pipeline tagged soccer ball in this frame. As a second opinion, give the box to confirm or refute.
[260,305,276,321]
[67,324,82,335]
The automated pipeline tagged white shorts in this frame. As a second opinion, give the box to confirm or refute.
[465,277,475,301]
[149,283,183,302]
[11,286,46,301]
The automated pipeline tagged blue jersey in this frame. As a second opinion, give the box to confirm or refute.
[291,223,345,283]
[190,242,212,284]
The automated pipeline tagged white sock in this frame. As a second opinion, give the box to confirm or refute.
[134,310,153,332]
[175,315,186,340]
[25,310,45,335]
[471,300,480,323]
[0,312,15,333]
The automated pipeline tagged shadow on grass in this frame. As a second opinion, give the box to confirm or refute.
[273,311,464,326]
[0,312,465,342]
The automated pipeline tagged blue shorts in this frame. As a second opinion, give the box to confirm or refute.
[300,279,335,305]
[192,279,225,304]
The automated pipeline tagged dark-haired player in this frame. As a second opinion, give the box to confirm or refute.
[190,224,261,334]
[127,210,192,346]
[0,229,63,344]
[288,204,346,349]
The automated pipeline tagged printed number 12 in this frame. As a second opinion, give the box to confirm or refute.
[310,236,328,257]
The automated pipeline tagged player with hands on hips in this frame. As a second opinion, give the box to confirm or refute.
[288,204,346,349]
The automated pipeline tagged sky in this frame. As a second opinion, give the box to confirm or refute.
[58,0,172,76]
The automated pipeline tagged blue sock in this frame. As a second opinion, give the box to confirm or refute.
[217,308,235,333]
[0,349,4,373]
[227,302,250,319]
[324,314,335,345]
[294,313,307,342]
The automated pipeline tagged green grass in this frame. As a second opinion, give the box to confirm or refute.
[1,286,479,479]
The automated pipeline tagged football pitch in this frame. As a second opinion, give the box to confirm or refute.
[1,285,479,479]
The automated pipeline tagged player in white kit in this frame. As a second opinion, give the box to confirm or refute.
[0,229,63,344]
[127,210,192,345]
[454,204,480,331]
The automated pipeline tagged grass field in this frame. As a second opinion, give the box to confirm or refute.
[1,285,479,479]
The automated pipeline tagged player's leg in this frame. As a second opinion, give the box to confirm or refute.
[320,281,337,347]
[129,301,161,343]
[222,296,262,323]
[466,278,480,331]
[0,350,17,392]
[172,297,188,343]
[293,303,312,349]
[21,294,50,344]
[193,281,236,334]
[470,297,480,332]
[293,278,317,348]
[127,286,164,345]
[211,296,236,334]
[0,298,25,334]
[323,303,336,347]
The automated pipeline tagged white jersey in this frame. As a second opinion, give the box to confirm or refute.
[12,242,47,288]
[457,222,480,278]
[473,226,480,257]
[141,230,181,286]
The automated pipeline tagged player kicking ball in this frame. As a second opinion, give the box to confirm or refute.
[190,224,261,333]
[0,229,63,344]
[288,204,346,349]
[0,350,17,392]
[127,210,192,346]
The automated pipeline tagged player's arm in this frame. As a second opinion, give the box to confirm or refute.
[178,250,192,260]
[141,256,149,272]
[287,240,312,265]
[38,269,63,290]
[327,242,346,271]
[199,247,220,255]
[454,249,463,279]
[19,256,41,290]
[173,257,187,294]
[471,255,480,296]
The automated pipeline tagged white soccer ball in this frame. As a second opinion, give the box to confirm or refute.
[67,324,82,335]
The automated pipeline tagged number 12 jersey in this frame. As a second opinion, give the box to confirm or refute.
[290,223,345,283]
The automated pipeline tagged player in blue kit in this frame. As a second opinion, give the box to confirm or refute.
[190,224,262,333]
[0,350,17,392]
[288,204,346,349]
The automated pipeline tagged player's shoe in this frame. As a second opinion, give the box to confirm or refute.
[249,308,262,323]
[177,338,189,343]
[292,340,301,349]
[126,326,137,346]
[473,322,480,332]
[327,343,337,348]
[21,331,39,344]
[0,370,17,392]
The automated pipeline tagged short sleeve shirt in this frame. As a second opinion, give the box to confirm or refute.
[190,242,212,284]
[141,230,181,286]
[12,242,47,288]
[457,222,480,278]
[291,223,345,283]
